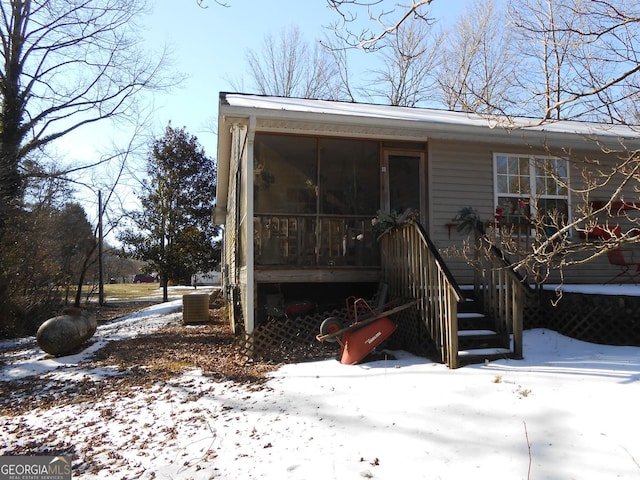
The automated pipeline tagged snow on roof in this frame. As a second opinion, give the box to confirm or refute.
[221,92,640,140]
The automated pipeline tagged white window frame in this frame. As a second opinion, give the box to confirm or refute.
[493,153,570,230]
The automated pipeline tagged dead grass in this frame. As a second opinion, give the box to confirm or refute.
[101,283,200,300]
[90,308,278,384]
[0,305,280,417]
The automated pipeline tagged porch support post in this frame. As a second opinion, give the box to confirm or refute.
[446,286,459,369]
[512,283,523,359]
[245,115,256,334]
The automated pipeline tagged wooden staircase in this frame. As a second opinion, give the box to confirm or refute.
[456,293,514,367]
[381,221,524,369]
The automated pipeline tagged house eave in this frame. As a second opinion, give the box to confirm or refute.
[218,93,640,151]
[213,103,233,226]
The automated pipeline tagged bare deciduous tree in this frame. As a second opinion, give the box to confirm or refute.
[509,0,590,120]
[320,33,358,102]
[241,25,343,100]
[509,0,640,123]
[364,15,440,107]
[0,0,172,218]
[478,0,640,285]
[0,0,172,328]
[438,0,520,115]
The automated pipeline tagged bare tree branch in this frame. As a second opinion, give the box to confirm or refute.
[1,0,177,180]
[326,0,436,51]
[363,15,440,106]
[239,25,345,100]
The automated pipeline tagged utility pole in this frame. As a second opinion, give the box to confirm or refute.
[98,191,104,305]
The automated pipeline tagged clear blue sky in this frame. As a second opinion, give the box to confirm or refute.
[61,0,472,161]
[58,0,472,233]
[140,0,472,157]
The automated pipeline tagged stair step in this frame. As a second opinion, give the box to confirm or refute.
[457,312,495,331]
[457,299,481,313]
[458,329,496,336]
[459,347,512,356]
[458,331,507,350]
[457,348,515,367]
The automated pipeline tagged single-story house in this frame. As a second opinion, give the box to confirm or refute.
[213,92,640,366]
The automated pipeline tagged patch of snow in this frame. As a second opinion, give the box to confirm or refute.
[0,301,183,381]
[1,297,639,479]
[458,329,496,336]
[543,283,640,296]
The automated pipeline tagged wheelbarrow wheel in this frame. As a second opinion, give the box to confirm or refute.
[320,316,343,342]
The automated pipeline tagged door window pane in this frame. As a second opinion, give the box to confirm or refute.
[389,154,420,213]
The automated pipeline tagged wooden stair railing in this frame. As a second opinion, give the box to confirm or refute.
[380,222,526,368]
[472,230,528,361]
[380,222,464,368]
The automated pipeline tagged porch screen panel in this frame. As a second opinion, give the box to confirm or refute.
[319,138,379,215]
[254,134,317,214]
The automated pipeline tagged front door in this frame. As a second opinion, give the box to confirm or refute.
[382,151,425,222]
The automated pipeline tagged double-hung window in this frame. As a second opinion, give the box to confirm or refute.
[494,153,569,228]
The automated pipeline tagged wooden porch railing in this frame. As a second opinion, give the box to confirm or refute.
[254,214,380,268]
[380,222,464,368]
[473,232,526,360]
[381,222,526,368]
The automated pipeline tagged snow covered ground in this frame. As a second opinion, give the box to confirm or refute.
[1,290,640,479]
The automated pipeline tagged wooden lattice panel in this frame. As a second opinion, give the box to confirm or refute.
[531,291,640,346]
[237,310,345,363]
[237,302,439,364]
[523,290,547,329]
[387,305,437,358]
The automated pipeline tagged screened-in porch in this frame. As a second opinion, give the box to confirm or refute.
[252,133,425,274]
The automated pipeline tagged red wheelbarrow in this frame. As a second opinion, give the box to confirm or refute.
[316,296,418,365]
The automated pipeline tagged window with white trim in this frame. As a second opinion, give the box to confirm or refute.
[494,154,569,227]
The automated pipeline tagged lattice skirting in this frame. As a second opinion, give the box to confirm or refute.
[386,305,438,358]
[235,290,640,365]
[236,303,438,364]
[525,290,640,346]
[236,309,342,363]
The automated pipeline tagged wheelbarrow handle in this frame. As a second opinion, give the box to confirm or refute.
[316,299,419,342]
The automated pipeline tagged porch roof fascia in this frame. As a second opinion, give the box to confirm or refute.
[219,92,640,148]
[213,106,232,225]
